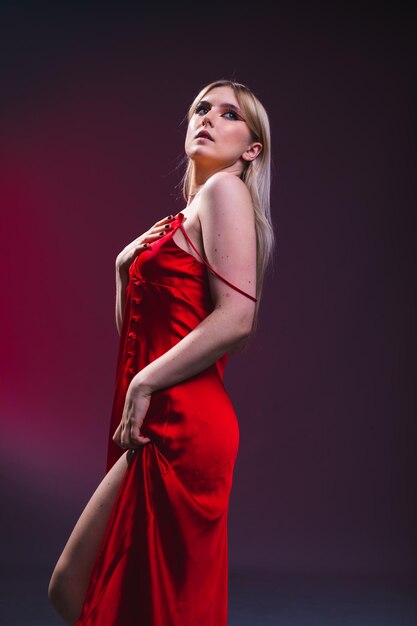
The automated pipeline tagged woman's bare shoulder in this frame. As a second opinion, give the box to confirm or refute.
[203,171,251,197]
[198,172,253,224]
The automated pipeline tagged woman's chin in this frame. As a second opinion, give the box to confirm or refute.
[187,147,212,159]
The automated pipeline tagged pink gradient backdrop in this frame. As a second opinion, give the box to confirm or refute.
[1,2,416,576]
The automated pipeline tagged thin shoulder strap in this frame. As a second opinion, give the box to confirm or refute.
[178,221,257,303]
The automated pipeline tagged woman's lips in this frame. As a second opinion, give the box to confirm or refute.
[195,131,214,141]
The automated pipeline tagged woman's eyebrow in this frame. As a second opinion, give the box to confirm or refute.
[198,100,242,114]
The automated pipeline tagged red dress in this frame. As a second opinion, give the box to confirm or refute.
[75,212,257,626]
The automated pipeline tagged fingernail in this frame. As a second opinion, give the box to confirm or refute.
[159,231,164,236]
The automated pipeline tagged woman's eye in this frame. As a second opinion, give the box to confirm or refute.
[223,110,239,120]
[195,104,208,115]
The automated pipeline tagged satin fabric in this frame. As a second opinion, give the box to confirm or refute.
[75,212,254,625]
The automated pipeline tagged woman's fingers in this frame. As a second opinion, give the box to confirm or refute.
[147,224,173,237]
[137,223,175,247]
[135,242,152,253]
[130,429,151,445]
[132,223,175,255]
[152,214,175,227]
[146,228,173,240]
[132,215,177,250]
[130,216,176,246]
[120,432,150,448]
[112,423,122,446]
[118,421,150,449]
[128,419,151,445]
[119,214,177,266]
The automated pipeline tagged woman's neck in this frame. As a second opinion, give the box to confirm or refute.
[187,163,243,205]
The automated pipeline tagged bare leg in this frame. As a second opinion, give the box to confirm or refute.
[48,448,138,625]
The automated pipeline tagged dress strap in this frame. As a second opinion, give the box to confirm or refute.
[177,217,257,303]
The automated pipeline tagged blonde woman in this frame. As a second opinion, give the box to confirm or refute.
[48,79,275,626]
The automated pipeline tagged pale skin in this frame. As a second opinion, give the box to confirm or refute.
[48,86,263,624]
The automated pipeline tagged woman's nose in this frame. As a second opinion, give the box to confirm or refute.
[202,111,214,127]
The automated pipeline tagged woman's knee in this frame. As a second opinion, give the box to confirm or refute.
[48,561,82,623]
[48,559,70,605]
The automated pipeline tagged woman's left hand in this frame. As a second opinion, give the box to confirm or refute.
[112,378,152,449]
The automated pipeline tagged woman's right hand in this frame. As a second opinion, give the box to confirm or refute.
[116,214,176,272]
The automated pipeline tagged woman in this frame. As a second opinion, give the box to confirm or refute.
[48,79,275,626]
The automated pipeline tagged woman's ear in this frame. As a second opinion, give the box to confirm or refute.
[242,142,263,162]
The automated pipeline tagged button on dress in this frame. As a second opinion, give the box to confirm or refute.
[75,212,257,626]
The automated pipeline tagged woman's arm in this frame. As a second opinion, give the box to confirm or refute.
[138,302,252,393]
[136,172,257,394]
[115,265,129,335]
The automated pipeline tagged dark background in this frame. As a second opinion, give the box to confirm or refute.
[0,0,416,621]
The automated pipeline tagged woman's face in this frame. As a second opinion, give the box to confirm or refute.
[184,85,261,176]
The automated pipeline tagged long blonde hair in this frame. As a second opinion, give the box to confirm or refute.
[179,79,276,337]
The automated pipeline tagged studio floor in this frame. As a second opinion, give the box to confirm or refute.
[1,566,416,625]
